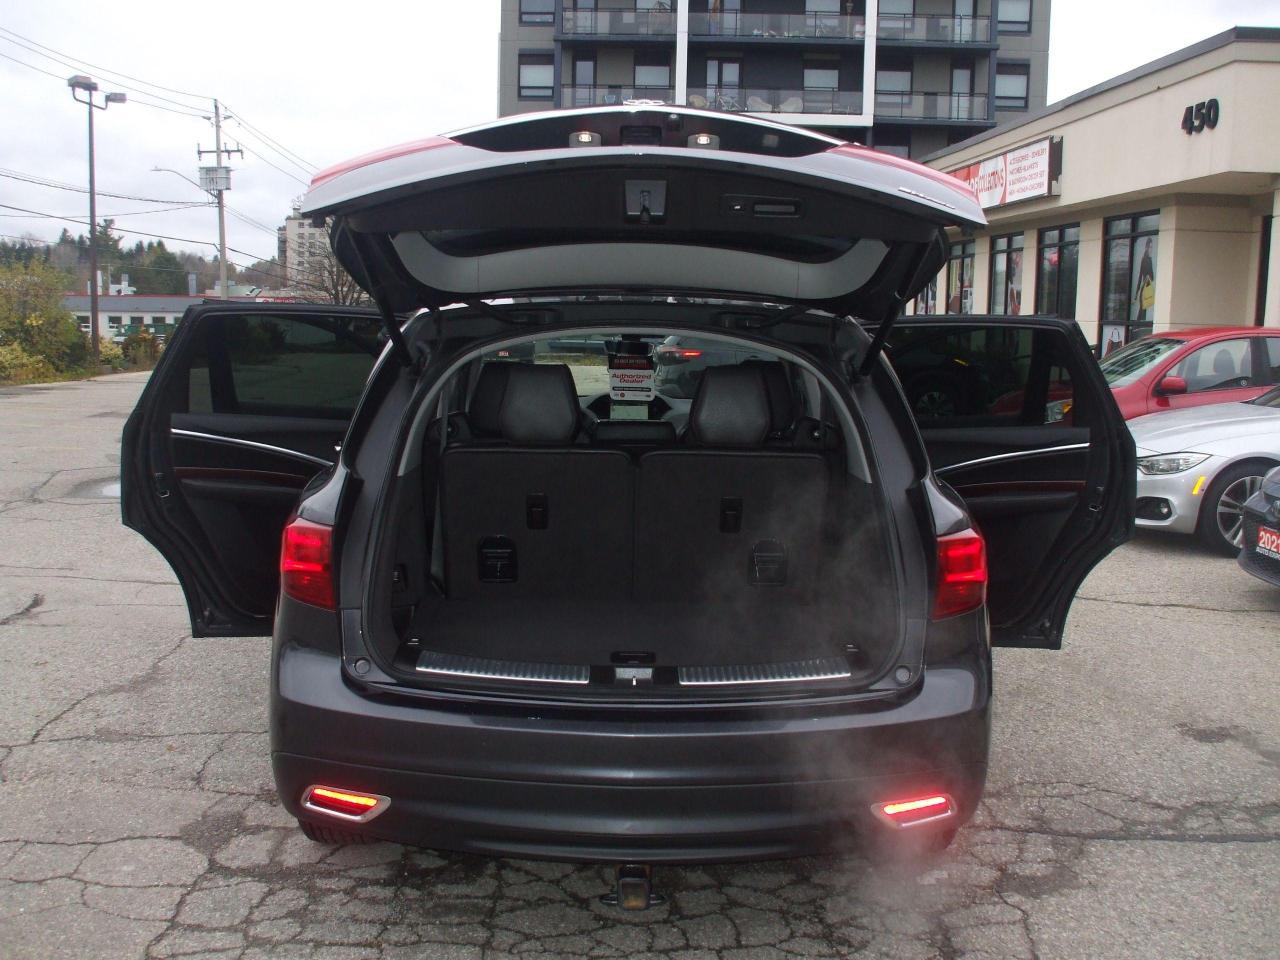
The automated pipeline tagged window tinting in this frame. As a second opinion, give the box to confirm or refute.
[1265,337,1280,384]
[886,325,1073,427]
[187,314,381,418]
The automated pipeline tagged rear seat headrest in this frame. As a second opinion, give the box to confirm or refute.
[741,360,796,435]
[499,364,581,445]
[689,365,771,447]
[469,362,514,438]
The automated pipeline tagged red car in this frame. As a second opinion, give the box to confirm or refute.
[1100,327,1280,420]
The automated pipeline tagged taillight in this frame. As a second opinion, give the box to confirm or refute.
[932,528,987,620]
[281,517,335,610]
[871,794,955,828]
[302,785,389,822]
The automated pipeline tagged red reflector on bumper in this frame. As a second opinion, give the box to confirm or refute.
[302,785,389,822]
[872,794,955,828]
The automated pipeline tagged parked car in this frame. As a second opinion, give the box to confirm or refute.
[652,335,774,398]
[1238,464,1280,587]
[121,107,1133,872]
[1129,385,1280,554]
[1099,327,1280,420]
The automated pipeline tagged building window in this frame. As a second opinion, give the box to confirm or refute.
[634,49,671,90]
[881,0,913,14]
[1100,212,1160,353]
[518,55,554,100]
[994,63,1030,110]
[803,65,839,90]
[130,315,145,325]
[988,233,1025,315]
[75,315,90,328]
[914,276,938,315]
[946,240,976,315]
[998,0,1031,33]
[107,315,123,328]
[519,0,555,25]
[1037,224,1080,319]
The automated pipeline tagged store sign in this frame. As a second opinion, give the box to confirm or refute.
[949,138,1056,209]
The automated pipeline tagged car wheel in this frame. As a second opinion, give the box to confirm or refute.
[1197,463,1269,556]
[297,820,373,846]
[907,378,961,419]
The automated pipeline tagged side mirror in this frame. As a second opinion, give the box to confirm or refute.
[1156,375,1188,396]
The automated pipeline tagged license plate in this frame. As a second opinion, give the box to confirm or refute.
[1256,525,1280,560]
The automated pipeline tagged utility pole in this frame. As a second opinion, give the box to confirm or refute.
[198,100,242,297]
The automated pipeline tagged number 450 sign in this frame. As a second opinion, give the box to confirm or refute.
[1181,98,1220,135]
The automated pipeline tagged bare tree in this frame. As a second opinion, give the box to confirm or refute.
[290,219,369,305]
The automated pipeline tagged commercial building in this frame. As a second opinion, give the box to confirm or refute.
[499,0,1050,158]
[915,27,1280,348]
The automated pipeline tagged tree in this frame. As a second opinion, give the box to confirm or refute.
[0,260,88,375]
[131,241,188,295]
[292,222,368,305]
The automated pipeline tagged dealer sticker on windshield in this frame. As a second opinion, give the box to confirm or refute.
[1256,526,1280,561]
[609,354,656,402]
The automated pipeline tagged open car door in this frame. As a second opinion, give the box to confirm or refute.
[887,315,1135,648]
[122,303,383,637]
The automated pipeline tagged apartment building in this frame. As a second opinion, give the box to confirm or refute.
[277,203,330,288]
[498,0,1049,158]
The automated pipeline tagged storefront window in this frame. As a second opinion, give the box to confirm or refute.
[946,240,975,314]
[988,233,1024,314]
[1100,212,1159,355]
[914,275,939,315]
[1036,224,1079,319]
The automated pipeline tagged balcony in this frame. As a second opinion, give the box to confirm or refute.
[687,87,864,116]
[688,12,866,40]
[877,14,993,45]
[561,85,674,107]
[559,8,676,37]
[874,90,990,122]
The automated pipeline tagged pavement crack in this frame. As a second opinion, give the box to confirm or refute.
[0,593,44,626]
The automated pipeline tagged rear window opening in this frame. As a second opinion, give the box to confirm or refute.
[362,328,903,700]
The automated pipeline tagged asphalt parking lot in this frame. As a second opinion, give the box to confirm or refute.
[0,372,1277,960]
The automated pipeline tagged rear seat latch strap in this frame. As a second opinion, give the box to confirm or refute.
[719,497,743,533]
[526,494,549,530]
[750,540,787,586]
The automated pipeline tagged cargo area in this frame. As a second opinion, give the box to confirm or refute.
[368,331,902,695]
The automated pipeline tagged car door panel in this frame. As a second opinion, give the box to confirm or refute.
[888,317,1134,648]
[122,303,383,637]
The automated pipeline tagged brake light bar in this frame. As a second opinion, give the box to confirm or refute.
[932,528,987,620]
[281,517,336,610]
[872,794,955,829]
[302,785,390,823]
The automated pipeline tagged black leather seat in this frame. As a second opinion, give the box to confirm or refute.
[635,366,829,601]
[439,364,634,600]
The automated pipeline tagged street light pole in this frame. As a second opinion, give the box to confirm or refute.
[67,75,125,364]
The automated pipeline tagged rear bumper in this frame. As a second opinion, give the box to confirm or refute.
[271,643,991,863]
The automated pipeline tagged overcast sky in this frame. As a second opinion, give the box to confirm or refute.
[3,0,1278,273]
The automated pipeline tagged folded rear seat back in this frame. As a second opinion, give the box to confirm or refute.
[440,363,633,600]
[635,366,829,603]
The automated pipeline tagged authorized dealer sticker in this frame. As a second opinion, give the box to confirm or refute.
[608,354,656,402]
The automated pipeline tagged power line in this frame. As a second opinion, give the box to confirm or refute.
[235,141,310,186]
[226,124,316,178]
[0,47,207,119]
[0,25,214,101]
[223,106,316,171]
[0,169,196,204]
[0,203,211,220]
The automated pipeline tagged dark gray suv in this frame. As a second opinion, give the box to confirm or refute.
[122,107,1133,869]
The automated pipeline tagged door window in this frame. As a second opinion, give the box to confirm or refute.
[187,313,382,419]
[946,239,975,315]
[1101,212,1159,352]
[988,233,1025,315]
[1264,337,1280,384]
[886,324,1073,426]
[1168,338,1255,393]
[1036,224,1079,319]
